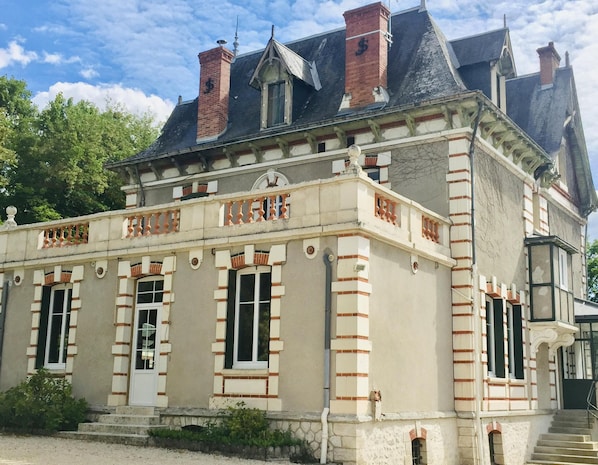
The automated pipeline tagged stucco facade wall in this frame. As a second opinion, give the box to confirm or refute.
[368,240,454,414]
[165,251,219,408]
[473,147,527,287]
[70,260,119,404]
[0,270,34,390]
[388,141,450,217]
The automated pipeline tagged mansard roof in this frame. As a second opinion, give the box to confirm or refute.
[115,7,465,165]
[110,5,595,216]
[507,67,598,214]
[451,28,510,68]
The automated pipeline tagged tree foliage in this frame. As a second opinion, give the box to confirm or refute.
[0,76,159,224]
[587,239,598,303]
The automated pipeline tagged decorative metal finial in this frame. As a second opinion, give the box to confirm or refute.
[233,16,239,57]
[271,25,275,39]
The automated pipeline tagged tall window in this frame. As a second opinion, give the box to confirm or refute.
[486,298,505,378]
[507,304,524,379]
[267,82,285,127]
[36,283,72,369]
[226,267,271,369]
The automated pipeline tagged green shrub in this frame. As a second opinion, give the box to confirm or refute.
[0,369,88,432]
[150,402,300,447]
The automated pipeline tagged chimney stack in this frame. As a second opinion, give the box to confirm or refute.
[537,41,561,86]
[197,45,234,142]
[342,2,391,109]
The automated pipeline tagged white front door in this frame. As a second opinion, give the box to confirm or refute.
[129,278,163,406]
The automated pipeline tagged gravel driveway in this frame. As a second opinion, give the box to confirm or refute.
[0,434,296,465]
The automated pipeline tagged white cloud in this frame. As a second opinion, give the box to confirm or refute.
[32,82,175,126]
[0,40,38,69]
[80,67,99,79]
[42,52,81,65]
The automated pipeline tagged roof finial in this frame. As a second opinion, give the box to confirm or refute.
[271,25,275,39]
[233,16,239,57]
[503,14,507,28]
[565,51,570,67]
[419,0,426,11]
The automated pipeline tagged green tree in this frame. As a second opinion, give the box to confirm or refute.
[587,239,598,303]
[0,77,159,224]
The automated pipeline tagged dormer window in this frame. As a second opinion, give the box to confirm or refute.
[250,37,321,130]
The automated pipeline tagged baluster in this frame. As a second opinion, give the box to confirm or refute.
[280,194,288,219]
[247,201,255,224]
[172,210,180,232]
[66,225,73,245]
[256,197,265,222]
[268,196,277,220]
[136,215,143,237]
[127,217,134,238]
[390,202,397,225]
[236,200,244,225]
[153,212,161,235]
[226,202,233,226]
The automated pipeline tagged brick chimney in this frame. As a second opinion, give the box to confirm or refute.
[197,45,234,142]
[537,41,561,86]
[342,2,391,109]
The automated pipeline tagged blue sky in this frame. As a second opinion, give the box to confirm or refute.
[1,0,597,235]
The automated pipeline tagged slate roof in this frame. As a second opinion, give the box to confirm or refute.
[451,28,508,67]
[111,5,596,215]
[116,7,465,165]
[507,67,598,214]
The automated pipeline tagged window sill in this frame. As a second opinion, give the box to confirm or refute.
[223,368,268,376]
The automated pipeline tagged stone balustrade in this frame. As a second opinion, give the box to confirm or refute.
[0,175,452,267]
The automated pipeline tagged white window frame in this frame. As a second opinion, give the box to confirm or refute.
[559,247,569,291]
[233,266,271,369]
[44,283,72,369]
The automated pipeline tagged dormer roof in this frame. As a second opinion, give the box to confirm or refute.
[249,38,321,91]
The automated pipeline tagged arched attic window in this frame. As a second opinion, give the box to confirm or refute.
[250,38,321,130]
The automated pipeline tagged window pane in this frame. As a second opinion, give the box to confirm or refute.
[239,274,255,303]
[530,244,551,284]
[267,82,285,126]
[47,289,66,364]
[135,309,157,370]
[237,303,254,361]
[532,286,553,319]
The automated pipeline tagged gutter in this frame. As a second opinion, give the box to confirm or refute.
[321,248,334,464]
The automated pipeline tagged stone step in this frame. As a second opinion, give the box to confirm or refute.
[115,406,155,416]
[538,439,598,450]
[528,462,598,465]
[57,431,150,447]
[78,422,162,435]
[531,453,598,464]
[96,413,160,426]
[553,421,593,430]
[550,426,594,436]
[535,445,598,457]
[540,433,592,443]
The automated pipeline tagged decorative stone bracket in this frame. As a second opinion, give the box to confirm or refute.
[529,321,578,357]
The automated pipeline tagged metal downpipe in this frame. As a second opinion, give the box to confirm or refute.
[321,249,334,464]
